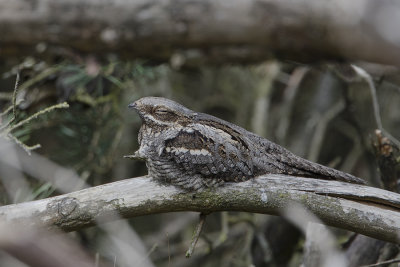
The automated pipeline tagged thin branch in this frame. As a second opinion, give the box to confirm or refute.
[186,213,207,258]
[360,258,400,267]
[351,65,383,130]
[351,65,400,148]
[0,175,399,244]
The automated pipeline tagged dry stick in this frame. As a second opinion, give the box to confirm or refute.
[352,65,400,148]
[167,232,171,267]
[186,213,207,258]
[360,258,400,267]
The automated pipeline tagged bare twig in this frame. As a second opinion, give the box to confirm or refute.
[360,258,400,267]
[351,65,383,129]
[351,65,400,148]
[167,232,171,267]
[186,213,207,258]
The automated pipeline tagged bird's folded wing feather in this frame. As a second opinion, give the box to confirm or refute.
[163,129,253,182]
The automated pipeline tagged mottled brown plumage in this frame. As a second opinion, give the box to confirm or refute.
[128,97,365,191]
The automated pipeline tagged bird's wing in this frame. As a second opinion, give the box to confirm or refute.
[252,135,366,184]
[163,128,253,182]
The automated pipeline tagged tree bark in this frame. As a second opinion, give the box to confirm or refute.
[0,175,399,244]
[1,0,400,65]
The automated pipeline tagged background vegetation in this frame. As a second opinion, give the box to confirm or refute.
[1,1,400,266]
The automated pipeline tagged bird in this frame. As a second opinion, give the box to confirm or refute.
[127,97,365,191]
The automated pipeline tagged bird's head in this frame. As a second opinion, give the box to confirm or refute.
[129,97,197,127]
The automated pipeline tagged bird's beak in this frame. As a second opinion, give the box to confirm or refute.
[128,102,137,109]
[129,101,144,120]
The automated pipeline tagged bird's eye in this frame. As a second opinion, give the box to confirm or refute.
[154,107,172,115]
[153,107,178,121]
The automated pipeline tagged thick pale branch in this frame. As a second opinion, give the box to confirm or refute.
[0,175,399,243]
[1,0,400,65]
